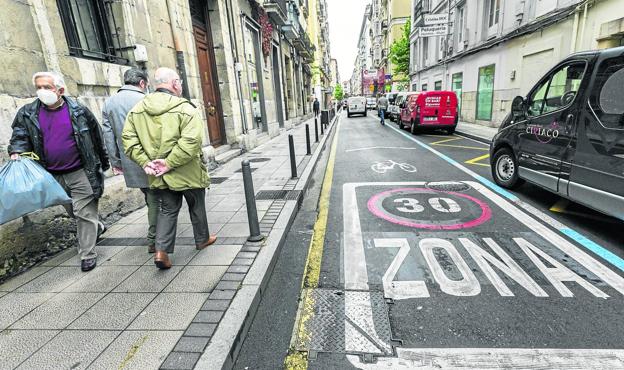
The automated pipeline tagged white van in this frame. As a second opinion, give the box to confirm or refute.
[347,96,367,117]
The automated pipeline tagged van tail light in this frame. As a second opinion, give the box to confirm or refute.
[417,106,421,114]
[446,97,450,106]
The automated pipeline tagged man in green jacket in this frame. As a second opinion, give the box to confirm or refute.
[122,67,216,269]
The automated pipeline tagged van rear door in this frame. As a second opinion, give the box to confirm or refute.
[569,51,624,220]
[517,60,588,193]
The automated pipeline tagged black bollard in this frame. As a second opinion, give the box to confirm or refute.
[241,160,263,242]
[305,124,311,155]
[320,117,324,135]
[288,134,298,179]
[314,118,319,143]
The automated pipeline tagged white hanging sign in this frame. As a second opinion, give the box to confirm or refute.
[419,24,449,37]
[424,13,449,25]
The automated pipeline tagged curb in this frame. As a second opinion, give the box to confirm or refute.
[195,115,340,370]
[455,130,493,144]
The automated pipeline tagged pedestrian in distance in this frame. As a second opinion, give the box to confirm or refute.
[102,68,159,254]
[8,71,109,272]
[122,67,216,270]
[377,93,389,126]
[313,97,320,117]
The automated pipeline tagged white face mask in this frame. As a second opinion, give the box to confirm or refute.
[37,89,60,106]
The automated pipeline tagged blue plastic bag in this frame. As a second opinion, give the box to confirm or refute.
[0,156,71,225]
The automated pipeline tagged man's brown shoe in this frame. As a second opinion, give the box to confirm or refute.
[154,251,172,269]
[148,244,156,254]
[196,235,217,250]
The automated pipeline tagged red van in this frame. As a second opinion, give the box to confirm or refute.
[399,91,459,134]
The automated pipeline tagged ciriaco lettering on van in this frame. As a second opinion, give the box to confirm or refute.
[526,122,560,143]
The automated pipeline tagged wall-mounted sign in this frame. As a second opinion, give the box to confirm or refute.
[419,24,448,37]
[424,14,449,25]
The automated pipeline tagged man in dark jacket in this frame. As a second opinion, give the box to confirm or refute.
[8,71,109,272]
[313,98,320,117]
[102,68,158,254]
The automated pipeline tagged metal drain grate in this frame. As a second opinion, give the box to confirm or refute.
[426,181,471,192]
[248,157,270,163]
[256,190,289,200]
[234,168,257,173]
[210,177,228,184]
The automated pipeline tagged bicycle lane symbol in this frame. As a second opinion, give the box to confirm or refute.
[371,160,417,174]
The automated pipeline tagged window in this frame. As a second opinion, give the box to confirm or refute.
[56,0,127,63]
[488,0,500,28]
[527,62,585,117]
[423,38,429,63]
[435,81,442,90]
[422,83,428,91]
[589,56,624,129]
[476,64,495,121]
[457,6,465,44]
[452,72,463,113]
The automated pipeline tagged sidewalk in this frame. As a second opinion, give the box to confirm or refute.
[456,121,497,143]
[0,114,338,370]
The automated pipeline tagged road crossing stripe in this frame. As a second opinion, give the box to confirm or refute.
[385,123,624,273]
[429,137,463,145]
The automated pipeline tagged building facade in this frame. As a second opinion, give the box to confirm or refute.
[371,0,410,92]
[409,0,624,127]
[0,0,326,163]
[351,4,373,96]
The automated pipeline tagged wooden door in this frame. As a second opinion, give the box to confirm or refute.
[193,25,225,146]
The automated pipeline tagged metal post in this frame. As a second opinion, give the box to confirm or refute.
[305,124,311,155]
[314,118,319,142]
[241,160,263,242]
[320,117,324,135]
[288,134,297,178]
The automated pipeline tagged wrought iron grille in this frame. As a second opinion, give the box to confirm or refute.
[56,0,128,64]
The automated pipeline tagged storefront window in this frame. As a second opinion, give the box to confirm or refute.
[452,72,463,114]
[477,64,495,121]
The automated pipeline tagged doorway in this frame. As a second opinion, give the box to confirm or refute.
[190,0,225,146]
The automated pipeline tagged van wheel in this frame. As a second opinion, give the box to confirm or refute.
[446,125,456,134]
[347,112,351,118]
[410,120,419,135]
[492,148,524,189]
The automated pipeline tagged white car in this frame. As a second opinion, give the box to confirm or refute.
[384,92,398,121]
[389,92,410,122]
[366,97,377,110]
[347,97,367,117]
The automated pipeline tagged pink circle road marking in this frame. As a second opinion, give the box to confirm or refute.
[367,187,492,230]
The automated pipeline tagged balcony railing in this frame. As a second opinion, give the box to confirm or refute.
[282,2,301,40]
[264,0,288,26]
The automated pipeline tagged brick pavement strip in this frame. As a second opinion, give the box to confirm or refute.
[0,115,332,370]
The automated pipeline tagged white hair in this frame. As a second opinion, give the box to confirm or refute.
[154,67,179,85]
[32,71,66,89]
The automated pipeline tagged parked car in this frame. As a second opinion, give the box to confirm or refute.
[490,46,624,221]
[399,91,458,134]
[389,92,410,122]
[383,92,398,121]
[347,96,367,117]
[366,97,377,110]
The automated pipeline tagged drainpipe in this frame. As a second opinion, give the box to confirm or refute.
[571,4,581,52]
[578,2,589,52]
[225,0,249,134]
[165,0,191,99]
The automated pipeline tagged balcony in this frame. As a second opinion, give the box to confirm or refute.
[264,0,288,26]
[413,1,430,27]
[282,2,301,40]
[294,29,316,63]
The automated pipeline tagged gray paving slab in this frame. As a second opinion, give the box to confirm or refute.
[180,223,224,237]
[69,292,157,330]
[0,329,59,369]
[227,265,250,274]
[164,266,227,293]
[38,248,76,267]
[14,267,85,293]
[114,265,183,293]
[189,244,242,266]
[63,266,138,293]
[16,330,119,370]
[212,198,245,212]
[10,292,105,329]
[236,252,258,259]
[220,273,246,282]
[193,310,224,323]
[173,336,210,353]
[184,323,217,337]
[201,299,231,311]
[101,246,152,266]
[214,281,241,291]
[141,245,199,266]
[218,223,250,237]
[89,330,182,370]
[110,223,149,238]
[161,352,201,370]
[206,211,236,224]
[0,267,52,292]
[232,258,254,266]
[0,293,54,330]
[128,293,208,330]
[209,289,236,300]
[0,291,6,299]
[229,209,266,223]
[60,246,126,266]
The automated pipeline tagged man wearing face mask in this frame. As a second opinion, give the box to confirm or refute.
[122,67,215,270]
[102,68,159,254]
[8,71,109,272]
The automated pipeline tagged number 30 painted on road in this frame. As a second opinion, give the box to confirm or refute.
[394,197,461,213]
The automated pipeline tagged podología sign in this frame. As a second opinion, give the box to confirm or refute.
[343,181,624,299]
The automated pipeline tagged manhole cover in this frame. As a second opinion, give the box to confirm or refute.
[425,181,471,192]
[248,157,270,163]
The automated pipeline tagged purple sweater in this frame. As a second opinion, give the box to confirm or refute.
[39,103,82,172]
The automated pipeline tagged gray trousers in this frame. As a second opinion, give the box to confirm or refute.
[140,188,159,245]
[53,169,99,260]
[155,188,209,253]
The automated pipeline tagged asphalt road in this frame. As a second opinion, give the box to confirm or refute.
[235,110,624,369]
